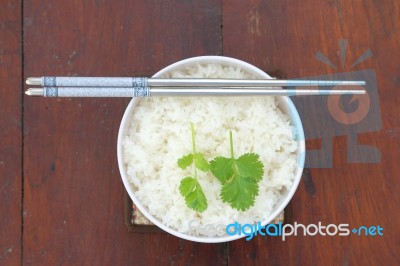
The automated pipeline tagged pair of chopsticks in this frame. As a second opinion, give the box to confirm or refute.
[25,77,366,97]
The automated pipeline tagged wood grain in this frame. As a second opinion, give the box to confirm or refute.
[0,0,22,264]
[224,0,400,264]
[23,0,224,265]
[19,0,400,264]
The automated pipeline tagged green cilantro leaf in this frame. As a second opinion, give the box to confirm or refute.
[209,132,265,211]
[179,176,208,212]
[235,153,264,182]
[177,123,209,213]
[220,174,259,211]
[177,154,193,169]
[194,153,210,171]
[178,153,209,171]
[210,157,234,184]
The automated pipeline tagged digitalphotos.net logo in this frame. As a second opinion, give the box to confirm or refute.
[291,39,382,168]
[185,220,384,241]
[225,221,384,241]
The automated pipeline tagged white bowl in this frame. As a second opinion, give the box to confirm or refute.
[117,56,305,243]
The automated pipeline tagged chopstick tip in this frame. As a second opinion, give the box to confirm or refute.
[26,77,42,85]
[25,88,44,96]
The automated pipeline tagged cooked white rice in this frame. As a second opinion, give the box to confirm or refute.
[123,63,298,237]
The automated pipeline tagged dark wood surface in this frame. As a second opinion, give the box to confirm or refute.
[1,0,399,265]
[0,0,22,265]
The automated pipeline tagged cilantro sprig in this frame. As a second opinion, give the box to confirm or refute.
[210,131,264,211]
[177,123,209,213]
[177,124,265,213]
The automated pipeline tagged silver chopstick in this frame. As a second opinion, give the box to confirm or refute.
[26,77,366,87]
[25,87,366,97]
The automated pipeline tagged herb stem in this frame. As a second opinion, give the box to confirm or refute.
[190,122,198,178]
[229,131,234,158]
[191,122,196,154]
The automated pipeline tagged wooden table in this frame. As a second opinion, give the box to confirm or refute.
[1,0,399,265]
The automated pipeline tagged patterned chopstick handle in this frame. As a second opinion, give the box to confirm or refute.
[42,77,148,87]
[43,87,151,97]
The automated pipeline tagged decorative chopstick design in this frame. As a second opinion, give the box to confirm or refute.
[25,76,366,97]
[26,77,365,87]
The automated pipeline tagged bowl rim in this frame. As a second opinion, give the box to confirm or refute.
[117,55,305,243]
